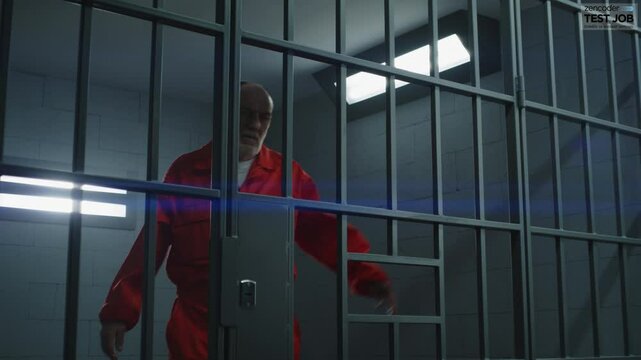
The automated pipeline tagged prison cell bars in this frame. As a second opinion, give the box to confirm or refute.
[0,0,638,358]
[522,0,641,358]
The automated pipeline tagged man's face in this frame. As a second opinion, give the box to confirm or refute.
[239,84,273,161]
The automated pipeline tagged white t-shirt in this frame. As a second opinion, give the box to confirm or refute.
[238,158,254,188]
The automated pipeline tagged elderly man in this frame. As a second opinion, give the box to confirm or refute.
[99,82,395,360]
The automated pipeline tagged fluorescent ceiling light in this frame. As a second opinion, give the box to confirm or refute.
[81,184,127,194]
[344,34,471,104]
[81,200,127,217]
[0,175,126,194]
[0,175,127,218]
[0,175,73,189]
[0,193,126,218]
[0,193,73,213]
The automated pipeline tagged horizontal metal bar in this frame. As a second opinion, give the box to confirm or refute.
[63,0,225,37]
[236,193,522,231]
[347,253,440,267]
[348,314,442,324]
[0,163,221,199]
[552,0,641,35]
[241,31,515,105]
[531,226,641,245]
[525,100,641,137]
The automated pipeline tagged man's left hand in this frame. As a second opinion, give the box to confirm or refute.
[361,281,397,315]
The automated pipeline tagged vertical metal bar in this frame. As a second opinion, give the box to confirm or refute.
[282,1,295,359]
[208,0,231,356]
[504,0,520,225]
[603,9,626,316]
[469,0,488,341]
[611,132,626,236]
[434,226,446,360]
[510,230,527,359]
[576,0,597,237]
[383,0,399,356]
[64,3,92,359]
[605,0,620,124]
[476,229,489,359]
[634,32,641,128]
[513,0,533,357]
[468,0,480,87]
[0,0,13,161]
[227,0,241,238]
[389,322,400,360]
[384,0,398,262]
[470,42,484,220]
[545,4,571,352]
[468,0,488,345]
[551,116,564,230]
[583,125,595,233]
[428,1,446,358]
[281,0,294,198]
[335,0,348,358]
[429,0,440,211]
[337,212,348,360]
[544,0,557,107]
[543,17,569,340]
[619,244,631,355]
[588,242,601,356]
[576,3,590,117]
[577,0,596,238]
[556,237,569,357]
[140,0,163,357]
[544,0,565,230]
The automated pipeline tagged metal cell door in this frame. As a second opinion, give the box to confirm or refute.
[231,198,293,360]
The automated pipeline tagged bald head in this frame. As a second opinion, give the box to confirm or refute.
[239,82,273,161]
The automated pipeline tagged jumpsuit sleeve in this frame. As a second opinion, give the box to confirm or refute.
[98,187,175,331]
[294,173,390,296]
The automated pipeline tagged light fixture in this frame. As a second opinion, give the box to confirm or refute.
[343,34,471,104]
[0,194,127,217]
[0,175,127,218]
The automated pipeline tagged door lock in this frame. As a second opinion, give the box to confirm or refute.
[239,279,257,309]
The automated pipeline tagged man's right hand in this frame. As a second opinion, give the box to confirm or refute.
[100,321,126,360]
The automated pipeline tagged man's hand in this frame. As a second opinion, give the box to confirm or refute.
[361,281,397,315]
[100,321,126,360]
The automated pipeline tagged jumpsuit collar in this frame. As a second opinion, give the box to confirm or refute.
[196,142,277,173]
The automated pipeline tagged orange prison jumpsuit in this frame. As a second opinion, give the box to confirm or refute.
[99,143,390,360]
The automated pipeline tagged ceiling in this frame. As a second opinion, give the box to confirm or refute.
[8,0,502,108]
